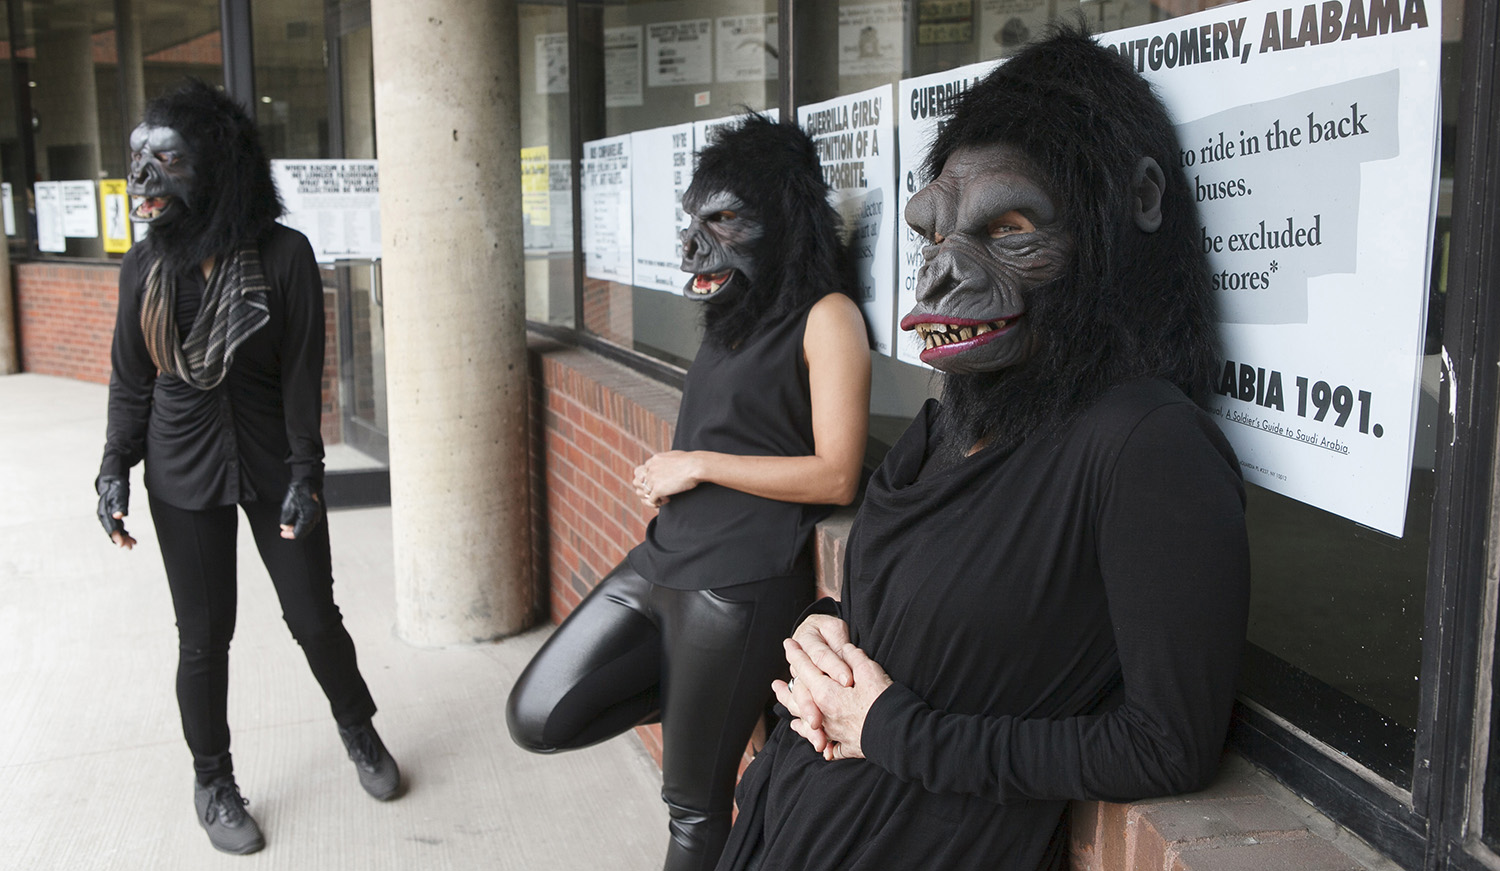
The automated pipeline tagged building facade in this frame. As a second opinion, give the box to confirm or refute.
[5,1,1500,869]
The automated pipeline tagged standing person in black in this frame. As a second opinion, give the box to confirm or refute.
[506,115,871,871]
[95,80,399,856]
[713,29,1252,871]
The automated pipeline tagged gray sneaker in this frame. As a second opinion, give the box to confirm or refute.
[339,721,402,800]
[192,777,265,855]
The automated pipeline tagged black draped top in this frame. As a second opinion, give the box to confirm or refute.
[717,379,1251,871]
[629,304,830,591]
[100,224,326,510]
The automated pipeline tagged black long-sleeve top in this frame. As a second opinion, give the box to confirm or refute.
[717,379,1251,871]
[100,224,326,510]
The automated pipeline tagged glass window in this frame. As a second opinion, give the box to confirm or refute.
[10,0,223,260]
[0,6,28,257]
[567,0,779,368]
[131,0,225,125]
[520,2,576,329]
[324,0,388,472]
[20,0,116,259]
[252,0,328,159]
[1237,0,1464,791]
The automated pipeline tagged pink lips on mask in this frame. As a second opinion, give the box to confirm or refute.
[899,313,1021,364]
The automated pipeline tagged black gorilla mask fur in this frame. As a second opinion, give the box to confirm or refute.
[680,113,852,348]
[128,79,282,276]
[907,24,1218,462]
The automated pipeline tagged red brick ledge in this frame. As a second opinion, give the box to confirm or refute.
[527,337,1392,871]
[1071,754,1394,870]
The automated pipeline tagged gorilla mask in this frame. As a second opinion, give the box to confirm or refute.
[679,187,763,304]
[902,25,1218,460]
[901,143,1073,374]
[127,123,194,225]
[128,79,282,276]
[674,113,852,349]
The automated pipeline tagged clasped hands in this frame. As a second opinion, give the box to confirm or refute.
[632,451,700,508]
[772,614,893,761]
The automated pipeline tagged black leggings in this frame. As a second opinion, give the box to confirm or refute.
[506,560,812,871]
[148,494,376,783]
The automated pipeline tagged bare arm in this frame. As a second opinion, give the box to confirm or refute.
[635,293,871,506]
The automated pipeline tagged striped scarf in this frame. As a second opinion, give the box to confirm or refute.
[140,242,270,390]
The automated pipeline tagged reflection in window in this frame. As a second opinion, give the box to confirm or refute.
[568,0,779,367]
[252,2,327,159]
[520,3,576,329]
[8,0,222,259]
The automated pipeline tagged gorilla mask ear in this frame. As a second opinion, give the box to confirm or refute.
[1131,156,1165,233]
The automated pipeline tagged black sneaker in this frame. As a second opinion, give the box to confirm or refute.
[192,776,265,855]
[338,721,402,800]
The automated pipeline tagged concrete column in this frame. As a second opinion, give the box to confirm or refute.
[370,0,534,645]
[115,0,147,127]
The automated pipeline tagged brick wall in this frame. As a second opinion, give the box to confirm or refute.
[15,261,118,384]
[13,259,344,444]
[527,337,1390,871]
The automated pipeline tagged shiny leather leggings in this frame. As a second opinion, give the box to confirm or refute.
[507,561,812,871]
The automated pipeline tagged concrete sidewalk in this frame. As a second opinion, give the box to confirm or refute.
[0,373,668,870]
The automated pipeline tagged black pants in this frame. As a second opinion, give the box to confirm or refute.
[506,560,812,871]
[148,494,377,783]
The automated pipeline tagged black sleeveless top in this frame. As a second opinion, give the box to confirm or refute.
[628,303,830,590]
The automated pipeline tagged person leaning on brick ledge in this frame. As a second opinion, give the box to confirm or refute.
[95,80,401,856]
[713,26,1252,871]
[506,113,872,871]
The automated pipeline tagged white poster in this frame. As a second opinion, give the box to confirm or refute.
[536,32,569,95]
[271,159,381,262]
[647,19,712,87]
[606,26,644,107]
[896,59,1000,368]
[716,14,778,83]
[521,145,552,243]
[2,182,14,236]
[799,86,899,356]
[1104,0,1441,535]
[694,115,742,153]
[978,0,1050,59]
[34,182,65,252]
[60,180,98,238]
[525,159,574,254]
[839,2,904,78]
[583,134,634,283]
[630,123,696,292]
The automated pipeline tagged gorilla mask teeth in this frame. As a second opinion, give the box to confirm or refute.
[132,196,172,221]
[915,319,1009,350]
[691,271,732,295]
